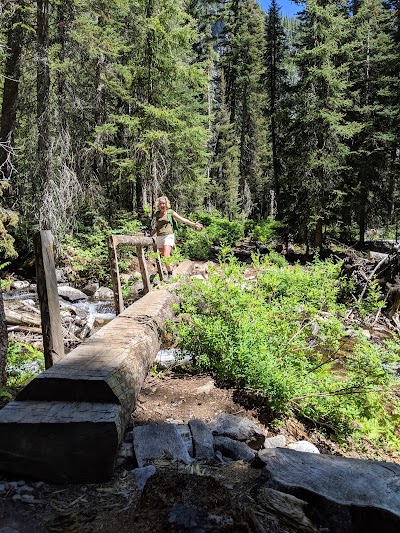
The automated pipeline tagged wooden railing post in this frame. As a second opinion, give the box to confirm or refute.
[33,230,64,368]
[137,245,151,294]
[108,235,124,315]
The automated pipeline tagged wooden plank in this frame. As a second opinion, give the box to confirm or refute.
[137,244,151,294]
[108,235,124,315]
[113,235,154,247]
[33,230,64,368]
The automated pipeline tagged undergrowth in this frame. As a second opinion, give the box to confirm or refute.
[174,254,400,447]
[0,341,45,403]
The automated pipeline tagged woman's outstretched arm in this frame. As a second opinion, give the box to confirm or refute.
[172,211,203,230]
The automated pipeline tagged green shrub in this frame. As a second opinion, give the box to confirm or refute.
[175,255,400,443]
[61,215,143,284]
[250,218,281,243]
[6,341,45,388]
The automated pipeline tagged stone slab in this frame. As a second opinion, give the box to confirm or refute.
[210,413,266,449]
[0,401,123,483]
[132,423,193,467]
[188,419,214,461]
[260,447,400,532]
[214,436,255,463]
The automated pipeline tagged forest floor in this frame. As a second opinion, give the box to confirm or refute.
[1,371,399,533]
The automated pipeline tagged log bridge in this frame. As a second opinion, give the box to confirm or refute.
[0,231,194,483]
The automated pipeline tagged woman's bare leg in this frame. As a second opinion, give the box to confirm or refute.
[159,245,173,275]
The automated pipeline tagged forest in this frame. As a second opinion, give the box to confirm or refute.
[0,0,400,455]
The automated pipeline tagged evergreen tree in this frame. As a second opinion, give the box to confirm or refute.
[347,0,398,243]
[284,0,356,248]
[222,0,267,216]
[264,0,288,217]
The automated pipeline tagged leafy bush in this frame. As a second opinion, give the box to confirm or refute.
[61,215,143,284]
[179,214,245,260]
[175,255,400,443]
[250,218,282,243]
[6,341,45,388]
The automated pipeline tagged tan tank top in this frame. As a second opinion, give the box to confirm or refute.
[156,212,173,236]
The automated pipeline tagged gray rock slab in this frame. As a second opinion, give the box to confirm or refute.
[188,419,214,461]
[57,286,88,302]
[287,440,319,454]
[260,447,400,533]
[263,435,287,449]
[132,424,193,467]
[132,465,156,491]
[214,436,255,463]
[210,413,265,449]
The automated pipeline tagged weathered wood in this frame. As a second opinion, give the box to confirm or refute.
[0,400,123,483]
[108,235,124,315]
[33,230,64,368]
[113,235,155,247]
[7,325,42,334]
[5,308,41,327]
[0,261,194,483]
[136,244,151,294]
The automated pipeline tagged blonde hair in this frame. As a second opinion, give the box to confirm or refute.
[154,196,171,211]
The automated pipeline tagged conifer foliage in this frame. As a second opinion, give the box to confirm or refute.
[0,0,399,247]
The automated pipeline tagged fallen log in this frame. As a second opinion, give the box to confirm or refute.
[5,309,41,327]
[7,325,42,334]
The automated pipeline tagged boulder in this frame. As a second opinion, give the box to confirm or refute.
[132,423,193,467]
[188,419,214,461]
[11,280,30,291]
[133,465,156,491]
[259,447,400,533]
[93,287,114,300]
[214,436,255,463]
[82,282,99,296]
[210,413,265,449]
[263,435,287,449]
[287,440,320,454]
[57,286,88,302]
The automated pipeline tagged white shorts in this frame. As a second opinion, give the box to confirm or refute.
[156,234,175,249]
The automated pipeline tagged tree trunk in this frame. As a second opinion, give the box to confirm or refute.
[0,2,25,182]
[315,218,323,250]
[0,289,8,385]
[37,0,51,228]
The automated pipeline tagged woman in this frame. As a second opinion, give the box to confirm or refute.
[150,196,203,277]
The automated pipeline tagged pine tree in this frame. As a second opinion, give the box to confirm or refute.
[347,0,398,243]
[284,0,356,248]
[264,0,288,217]
[222,0,267,216]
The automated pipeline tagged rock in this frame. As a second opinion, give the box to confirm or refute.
[93,287,114,300]
[55,268,68,283]
[263,435,287,449]
[260,447,400,532]
[210,413,266,449]
[195,381,214,394]
[287,440,320,454]
[255,486,316,533]
[176,424,194,456]
[132,465,156,491]
[82,282,99,296]
[12,494,22,501]
[188,419,214,461]
[190,274,205,280]
[57,286,88,302]
[0,528,21,533]
[11,280,30,290]
[132,423,193,467]
[214,436,255,463]
[0,482,8,493]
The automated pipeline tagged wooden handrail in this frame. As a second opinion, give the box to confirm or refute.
[108,234,164,315]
